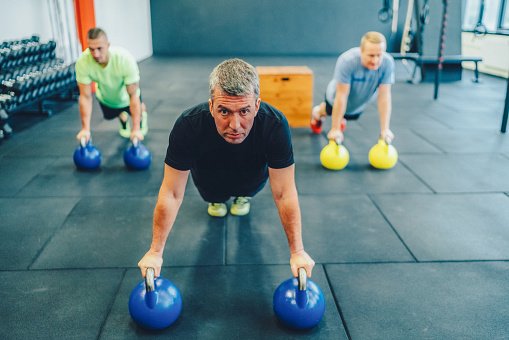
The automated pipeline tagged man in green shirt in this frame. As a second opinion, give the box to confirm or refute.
[75,27,147,142]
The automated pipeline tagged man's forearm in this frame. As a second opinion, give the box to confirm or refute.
[79,95,92,131]
[377,85,392,134]
[274,192,304,254]
[150,193,183,255]
[331,96,347,131]
[378,96,392,132]
[129,95,142,131]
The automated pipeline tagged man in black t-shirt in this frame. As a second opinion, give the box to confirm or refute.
[138,59,315,279]
[166,101,293,209]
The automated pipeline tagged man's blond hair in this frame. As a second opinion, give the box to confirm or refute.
[360,31,386,50]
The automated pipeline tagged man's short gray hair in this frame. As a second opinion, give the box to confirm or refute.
[209,58,260,101]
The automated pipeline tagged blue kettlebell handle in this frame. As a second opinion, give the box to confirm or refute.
[145,268,156,309]
[79,137,88,156]
[298,268,307,291]
[131,138,140,157]
[297,268,308,308]
[145,267,155,292]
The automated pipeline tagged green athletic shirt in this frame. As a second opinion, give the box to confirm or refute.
[75,46,140,108]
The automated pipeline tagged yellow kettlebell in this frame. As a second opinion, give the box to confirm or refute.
[369,139,398,169]
[320,140,349,170]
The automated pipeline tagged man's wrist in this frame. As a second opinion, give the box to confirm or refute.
[290,247,305,255]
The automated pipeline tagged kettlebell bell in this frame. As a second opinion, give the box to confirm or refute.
[129,268,182,330]
[369,138,398,169]
[73,137,101,169]
[320,140,349,170]
[273,268,325,329]
[124,138,151,170]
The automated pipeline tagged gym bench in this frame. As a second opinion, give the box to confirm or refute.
[390,53,483,83]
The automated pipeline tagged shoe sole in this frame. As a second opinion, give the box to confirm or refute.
[208,212,227,217]
[119,127,131,138]
[231,205,250,216]
[311,120,322,134]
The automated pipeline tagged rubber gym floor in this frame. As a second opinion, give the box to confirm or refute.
[1,56,508,340]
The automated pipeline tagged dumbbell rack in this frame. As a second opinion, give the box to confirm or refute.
[0,35,78,142]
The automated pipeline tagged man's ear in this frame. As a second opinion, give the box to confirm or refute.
[209,99,214,117]
[254,97,261,116]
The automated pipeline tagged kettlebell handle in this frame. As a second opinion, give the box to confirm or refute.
[80,136,87,147]
[145,268,155,292]
[132,138,139,148]
[380,136,392,145]
[298,268,307,291]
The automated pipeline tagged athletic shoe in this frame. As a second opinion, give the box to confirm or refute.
[140,111,148,136]
[310,105,323,133]
[230,197,251,216]
[119,112,131,138]
[208,203,227,217]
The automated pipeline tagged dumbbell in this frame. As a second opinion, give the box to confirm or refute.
[0,96,13,111]
[0,108,12,139]
[1,79,15,94]
[0,107,9,122]
[48,40,56,52]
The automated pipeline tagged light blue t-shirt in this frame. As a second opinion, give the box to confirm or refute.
[326,47,394,116]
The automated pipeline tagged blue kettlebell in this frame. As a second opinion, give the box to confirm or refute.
[124,138,151,170]
[273,268,325,329]
[129,268,182,330]
[73,137,101,169]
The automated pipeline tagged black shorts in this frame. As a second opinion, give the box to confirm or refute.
[325,95,361,121]
[98,93,143,120]
[194,175,268,203]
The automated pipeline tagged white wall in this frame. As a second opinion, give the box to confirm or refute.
[462,32,509,78]
[94,0,153,61]
[0,0,53,43]
[0,0,152,63]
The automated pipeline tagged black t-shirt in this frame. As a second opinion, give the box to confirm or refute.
[165,101,294,197]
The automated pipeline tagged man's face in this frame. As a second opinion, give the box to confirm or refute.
[209,88,261,144]
[360,41,385,70]
[87,35,110,66]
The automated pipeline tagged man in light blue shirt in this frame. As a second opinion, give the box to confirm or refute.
[311,31,395,143]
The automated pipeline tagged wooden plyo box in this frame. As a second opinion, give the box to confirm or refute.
[256,66,313,127]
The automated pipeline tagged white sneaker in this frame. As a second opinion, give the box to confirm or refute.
[208,203,227,217]
[231,197,251,216]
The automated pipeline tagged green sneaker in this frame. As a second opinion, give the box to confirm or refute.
[140,111,148,136]
[208,203,227,217]
[119,112,131,138]
[231,197,250,216]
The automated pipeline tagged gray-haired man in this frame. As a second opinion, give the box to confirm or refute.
[138,58,315,279]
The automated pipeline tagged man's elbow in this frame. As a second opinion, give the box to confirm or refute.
[272,186,298,203]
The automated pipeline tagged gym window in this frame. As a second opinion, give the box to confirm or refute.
[502,0,509,29]
[462,0,509,34]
